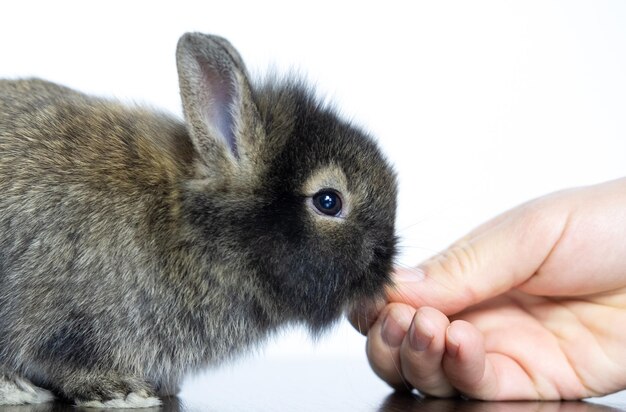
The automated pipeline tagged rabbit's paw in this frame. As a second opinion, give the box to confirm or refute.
[0,374,55,405]
[63,374,160,409]
[76,390,161,409]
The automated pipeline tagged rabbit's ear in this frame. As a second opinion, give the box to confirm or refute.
[176,33,260,169]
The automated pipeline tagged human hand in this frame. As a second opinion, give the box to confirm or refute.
[351,178,626,400]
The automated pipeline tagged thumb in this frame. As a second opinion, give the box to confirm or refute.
[388,198,568,315]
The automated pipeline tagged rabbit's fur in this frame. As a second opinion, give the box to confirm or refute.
[0,33,397,407]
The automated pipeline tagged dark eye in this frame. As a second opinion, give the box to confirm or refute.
[312,190,343,216]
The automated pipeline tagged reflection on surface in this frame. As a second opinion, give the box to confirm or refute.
[379,392,625,412]
[1,392,626,412]
[0,397,181,412]
[0,357,625,411]
[1,393,625,412]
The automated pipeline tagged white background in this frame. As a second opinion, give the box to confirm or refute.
[1,0,625,368]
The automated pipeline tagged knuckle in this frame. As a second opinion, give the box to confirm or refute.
[517,198,558,238]
[441,240,480,279]
[422,240,482,303]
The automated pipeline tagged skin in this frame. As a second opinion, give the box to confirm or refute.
[350,177,626,400]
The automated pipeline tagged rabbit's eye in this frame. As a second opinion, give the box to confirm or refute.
[312,190,342,216]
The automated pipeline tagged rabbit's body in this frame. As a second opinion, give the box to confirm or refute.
[0,79,269,404]
[0,34,397,407]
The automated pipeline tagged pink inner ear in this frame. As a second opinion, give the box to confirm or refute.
[200,64,238,158]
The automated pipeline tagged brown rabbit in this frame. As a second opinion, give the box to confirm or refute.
[0,33,397,407]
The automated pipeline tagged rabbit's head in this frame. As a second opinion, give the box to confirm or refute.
[177,33,397,330]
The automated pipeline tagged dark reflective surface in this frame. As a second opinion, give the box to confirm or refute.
[1,356,625,411]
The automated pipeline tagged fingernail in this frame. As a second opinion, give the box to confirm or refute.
[381,312,406,348]
[393,267,425,282]
[408,317,433,351]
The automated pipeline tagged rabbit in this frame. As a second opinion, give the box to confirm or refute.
[0,32,397,408]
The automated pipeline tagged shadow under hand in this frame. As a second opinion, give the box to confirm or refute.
[378,392,624,412]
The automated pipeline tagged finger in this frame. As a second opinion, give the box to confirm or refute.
[366,303,416,389]
[347,297,387,336]
[387,198,569,315]
[399,307,457,397]
[442,320,538,400]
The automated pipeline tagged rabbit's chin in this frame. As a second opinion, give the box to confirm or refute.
[299,287,389,334]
